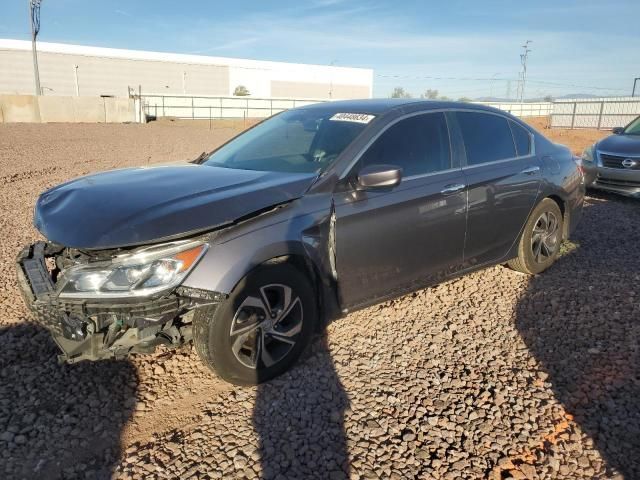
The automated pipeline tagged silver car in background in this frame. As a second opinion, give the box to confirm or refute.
[582,115,640,198]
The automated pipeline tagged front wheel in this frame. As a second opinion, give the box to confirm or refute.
[193,262,317,385]
[508,198,563,275]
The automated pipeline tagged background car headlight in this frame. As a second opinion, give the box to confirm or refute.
[58,241,208,298]
[581,145,595,163]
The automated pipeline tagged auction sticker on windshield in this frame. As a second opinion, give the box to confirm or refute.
[330,113,376,124]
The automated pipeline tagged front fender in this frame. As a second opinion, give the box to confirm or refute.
[182,195,333,296]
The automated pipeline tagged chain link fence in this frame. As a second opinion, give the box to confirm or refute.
[550,97,640,130]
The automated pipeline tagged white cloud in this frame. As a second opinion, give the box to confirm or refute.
[312,0,350,7]
[191,37,260,54]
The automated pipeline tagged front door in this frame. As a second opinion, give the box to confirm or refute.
[333,112,467,310]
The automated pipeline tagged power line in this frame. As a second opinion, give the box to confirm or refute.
[525,79,628,92]
[376,73,517,82]
[375,73,628,94]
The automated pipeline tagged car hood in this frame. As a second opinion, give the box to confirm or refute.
[597,134,640,156]
[34,165,317,249]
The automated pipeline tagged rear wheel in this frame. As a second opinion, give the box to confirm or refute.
[193,262,316,385]
[508,198,563,275]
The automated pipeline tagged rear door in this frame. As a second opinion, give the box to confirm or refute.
[452,111,541,266]
[333,111,467,309]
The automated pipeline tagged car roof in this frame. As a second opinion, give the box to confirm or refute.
[297,98,507,116]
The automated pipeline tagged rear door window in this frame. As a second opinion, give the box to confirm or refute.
[456,112,516,166]
[509,120,532,156]
[359,112,451,177]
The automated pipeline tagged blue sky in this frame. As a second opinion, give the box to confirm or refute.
[1,0,638,99]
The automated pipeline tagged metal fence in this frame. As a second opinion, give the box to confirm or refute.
[474,101,553,118]
[550,97,640,130]
[141,94,325,121]
[141,94,557,123]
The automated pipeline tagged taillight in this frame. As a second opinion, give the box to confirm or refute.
[573,156,584,175]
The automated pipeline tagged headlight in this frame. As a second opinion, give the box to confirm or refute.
[58,241,208,298]
[581,145,595,163]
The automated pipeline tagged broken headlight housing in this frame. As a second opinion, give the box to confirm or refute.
[57,240,208,299]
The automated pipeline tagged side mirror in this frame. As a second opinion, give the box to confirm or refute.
[357,164,402,190]
[612,127,624,134]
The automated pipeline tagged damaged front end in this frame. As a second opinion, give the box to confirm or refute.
[16,239,223,364]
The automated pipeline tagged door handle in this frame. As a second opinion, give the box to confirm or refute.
[521,165,541,175]
[440,183,466,195]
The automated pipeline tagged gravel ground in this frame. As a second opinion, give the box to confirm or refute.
[0,121,638,480]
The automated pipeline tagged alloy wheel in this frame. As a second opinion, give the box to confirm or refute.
[531,211,560,264]
[229,284,304,369]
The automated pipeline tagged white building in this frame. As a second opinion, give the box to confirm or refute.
[0,39,373,100]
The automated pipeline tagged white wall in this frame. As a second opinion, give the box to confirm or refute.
[473,101,553,117]
[551,97,640,129]
[0,95,136,123]
[0,39,373,100]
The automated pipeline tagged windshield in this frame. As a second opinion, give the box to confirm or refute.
[204,109,371,173]
[623,116,640,135]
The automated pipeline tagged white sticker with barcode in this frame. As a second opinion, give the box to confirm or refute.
[330,113,375,124]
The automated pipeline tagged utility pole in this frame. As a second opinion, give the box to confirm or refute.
[328,59,337,99]
[29,0,43,95]
[489,73,501,98]
[73,64,79,96]
[516,40,532,104]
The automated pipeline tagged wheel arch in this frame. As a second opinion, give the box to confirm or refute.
[544,193,570,239]
[241,253,340,329]
[183,236,340,326]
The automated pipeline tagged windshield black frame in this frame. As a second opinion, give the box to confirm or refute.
[203,108,373,174]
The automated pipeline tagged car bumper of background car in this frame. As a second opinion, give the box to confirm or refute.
[585,165,640,198]
[16,241,224,364]
[581,161,598,187]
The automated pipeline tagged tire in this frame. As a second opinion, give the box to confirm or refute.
[508,198,563,275]
[193,262,317,386]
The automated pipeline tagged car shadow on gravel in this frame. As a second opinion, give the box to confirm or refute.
[253,333,351,479]
[0,323,137,480]
[514,195,640,478]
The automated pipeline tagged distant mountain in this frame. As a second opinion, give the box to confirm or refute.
[473,93,602,102]
[556,93,599,99]
[474,96,551,102]
[474,96,512,102]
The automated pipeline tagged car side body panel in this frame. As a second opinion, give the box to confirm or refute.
[184,102,585,316]
[333,168,467,310]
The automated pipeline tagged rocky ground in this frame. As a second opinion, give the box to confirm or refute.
[0,120,638,479]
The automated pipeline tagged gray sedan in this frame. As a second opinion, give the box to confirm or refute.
[582,115,640,198]
[17,99,584,384]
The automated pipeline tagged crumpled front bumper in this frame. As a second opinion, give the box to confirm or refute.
[16,241,223,363]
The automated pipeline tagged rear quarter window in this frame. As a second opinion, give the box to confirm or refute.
[509,120,532,156]
[456,112,516,165]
